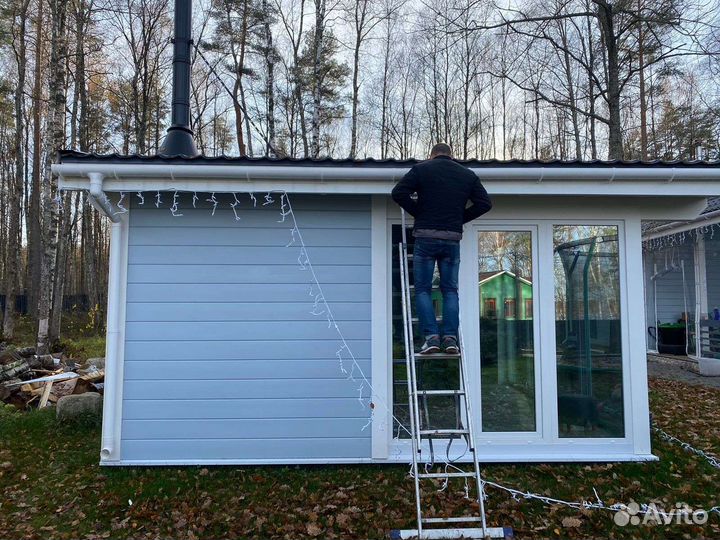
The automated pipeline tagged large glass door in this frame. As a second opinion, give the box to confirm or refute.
[476,228,539,433]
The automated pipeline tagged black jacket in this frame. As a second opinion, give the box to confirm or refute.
[391,155,492,234]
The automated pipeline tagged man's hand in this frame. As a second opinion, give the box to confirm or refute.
[391,165,420,216]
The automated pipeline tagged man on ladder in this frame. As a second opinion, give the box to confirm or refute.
[391,144,511,540]
[391,143,492,355]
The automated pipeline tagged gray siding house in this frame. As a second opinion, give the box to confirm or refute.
[55,151,720,465]
[643,197,720,375]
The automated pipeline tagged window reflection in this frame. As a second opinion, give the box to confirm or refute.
[478,231,536,432]
[554,225,624,438]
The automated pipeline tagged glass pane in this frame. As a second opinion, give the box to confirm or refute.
[702,232,720,358]
[478,231,536,432]
[554,225,624,438]
[645,244,695,356]
[391,225,459,438]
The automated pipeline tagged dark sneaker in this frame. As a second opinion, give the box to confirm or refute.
[442,336,460,354]
[418,335,441,354]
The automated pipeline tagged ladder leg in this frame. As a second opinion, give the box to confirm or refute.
[399,213,423,535]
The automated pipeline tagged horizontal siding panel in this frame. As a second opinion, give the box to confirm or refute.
[123,398,371,420]
[129,227,370,247]
[125,320,370,341]
[124,359,371,380]
[129,245,370,265]
[124,339,371,361]
[121,438,371,460]
[126,283,370,303]
[124,379,372,400]
[126,301,370,322]
[127,264,370,284]
[122,418,372,440]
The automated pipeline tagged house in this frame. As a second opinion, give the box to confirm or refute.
[642,197,720,376]
[54,151,720,465]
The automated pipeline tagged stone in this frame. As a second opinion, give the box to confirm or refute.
[86,357,105,370]
[56,393,103,421]
[699,358,720,377]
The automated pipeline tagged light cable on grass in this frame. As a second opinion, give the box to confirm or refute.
[653,424,720,470]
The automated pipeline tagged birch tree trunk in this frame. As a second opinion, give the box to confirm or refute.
[37,0,68,354]
[3,0,32,339]
[27,0,45,320]
[310,0,326,157]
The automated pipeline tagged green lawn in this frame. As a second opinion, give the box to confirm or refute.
[1,379,719,539]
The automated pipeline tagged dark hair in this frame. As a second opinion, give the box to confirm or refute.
[430,143,452,157]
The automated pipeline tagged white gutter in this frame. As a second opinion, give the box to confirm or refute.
[88,172,120,223]
[642,208,720,240]
[53,163,720,183]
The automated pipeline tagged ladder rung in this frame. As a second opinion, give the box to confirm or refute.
[417,472,475,479]
[391,527,512,539]
[422,517,484,524]
[414,390,465,396]
[414,353,461,359]
[419,429,469,436]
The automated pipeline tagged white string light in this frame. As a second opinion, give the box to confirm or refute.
[206,192,218,216]
[263,192,275,206]
[230,193,242,221]
[278,193,291,223]
[114,191,128,215]
[155,191,162,208]
[170,190,183,217]
[286,227,299,248]
[192,192,199,208]
[136,191,145,205]
[653,425,720,469]
[249,193,257,207]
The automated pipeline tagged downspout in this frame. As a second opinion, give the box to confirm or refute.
[90,170,123,460]
[100,206,125,460]
[88,172,120,223]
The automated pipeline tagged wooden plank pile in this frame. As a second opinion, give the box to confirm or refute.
[0,343,104,410]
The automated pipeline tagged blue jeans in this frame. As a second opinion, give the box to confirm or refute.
[413,237,460,339]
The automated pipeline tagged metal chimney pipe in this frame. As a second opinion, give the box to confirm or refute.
[159,0,200,157]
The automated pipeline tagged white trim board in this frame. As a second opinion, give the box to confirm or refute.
[102,453,658,467]
[54,162,720,197]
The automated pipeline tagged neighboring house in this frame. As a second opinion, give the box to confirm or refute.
[479,271,533,320]
[55,151,720,466]
[643,196,720,376]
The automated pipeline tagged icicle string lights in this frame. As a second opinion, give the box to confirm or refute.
[281,191,408,437]
[643,223,719,252]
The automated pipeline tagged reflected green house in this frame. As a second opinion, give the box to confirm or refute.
[478,270,533,320]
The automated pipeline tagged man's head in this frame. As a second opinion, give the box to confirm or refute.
[429,143,453,159]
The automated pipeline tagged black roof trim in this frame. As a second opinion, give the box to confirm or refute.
[57,150,720,168]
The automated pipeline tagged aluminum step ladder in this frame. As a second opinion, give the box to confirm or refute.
[392,211,513,540]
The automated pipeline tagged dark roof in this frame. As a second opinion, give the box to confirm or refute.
[57,150,720,168]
